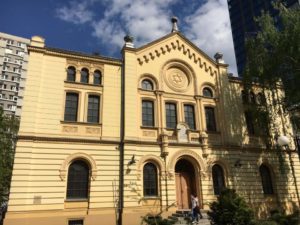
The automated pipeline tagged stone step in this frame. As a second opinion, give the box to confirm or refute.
[170,209,210,225]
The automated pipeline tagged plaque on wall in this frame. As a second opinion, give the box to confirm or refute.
[177,123,188,142]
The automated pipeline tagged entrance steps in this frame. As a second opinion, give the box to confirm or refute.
[169,210,210,225]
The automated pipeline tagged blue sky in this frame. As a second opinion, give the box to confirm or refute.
[0,0,237,74]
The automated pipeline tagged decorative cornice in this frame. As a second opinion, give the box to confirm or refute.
[64,81,103,91]
[16,135,276,153]
[28,46,122,66]
[136,36,218,76]
[17,135,119,144]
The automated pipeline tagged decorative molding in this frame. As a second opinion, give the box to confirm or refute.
[206,158,232,179]
[142,130,156,137]
[165,67,190,92]
[86,127,100,134]
[28,46,122,66]
[167,149,207,179]
[160,59,197,95]
[139,73,160,90]
[137,39,217,76]
[66,59,104,72]
[136,155,166,180]
[59,152,98,181]
[62,126,78,133]
[17,135,119,144]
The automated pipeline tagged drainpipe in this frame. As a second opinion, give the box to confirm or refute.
[118,57,124,225]
[118,35,134,225]
[118,49,125,225]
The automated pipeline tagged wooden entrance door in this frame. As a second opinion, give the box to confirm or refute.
[175,172,192,209]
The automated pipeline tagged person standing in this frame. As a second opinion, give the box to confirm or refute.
[191,194,203,224]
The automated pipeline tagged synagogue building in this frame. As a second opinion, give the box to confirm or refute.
[4,18,299,225]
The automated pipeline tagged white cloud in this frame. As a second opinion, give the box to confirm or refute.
[55,0,237,74]
[56,1,94,24]
[184,0,237,74]
[92,0,176,48]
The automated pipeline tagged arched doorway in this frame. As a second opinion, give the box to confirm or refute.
[175,158,198,209]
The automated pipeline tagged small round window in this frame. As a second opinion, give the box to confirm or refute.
[142,79,153,91]
[203,87,213,98]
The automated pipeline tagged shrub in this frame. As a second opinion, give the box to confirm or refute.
[141,215,175,225]
[208,188,256,225]
[267,210,299,225]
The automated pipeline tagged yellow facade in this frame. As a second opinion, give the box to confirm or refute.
[4,32,300,225]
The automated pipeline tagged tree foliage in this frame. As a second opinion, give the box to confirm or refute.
[208,188,256,225]
[243,2,300,134]
[256,210,299,225]
[0,107,19,204]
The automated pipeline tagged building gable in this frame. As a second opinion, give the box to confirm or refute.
[135,32,219,77]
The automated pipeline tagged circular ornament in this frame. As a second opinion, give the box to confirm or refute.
[165,67,189,92]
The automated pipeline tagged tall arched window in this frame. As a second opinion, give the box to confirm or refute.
[143,163,158,197]
[203,87,213,98]
[93,70,102,85]
[64,92,78,122]
[205,107,217,132]
[212,164,225,195]
[259,164,274,195]
[67,160,90,199]
[80,68,89,83]
[165,103,177,129]
[141,79,153,91]
[142,100,154,127]
[87,95,100,123]
[67,66,76,82]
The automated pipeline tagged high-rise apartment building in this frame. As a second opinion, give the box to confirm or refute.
[0,32,30,117]
[227,0,300,75]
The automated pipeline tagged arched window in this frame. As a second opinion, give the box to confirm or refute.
[67,160,90,199]
[184,104,195,130]
[212,164,225,195]
[142,100,154,127]
[93,70,102,85]
[143,163,158,196]
[203,87,213,98]
[67,66,76,82]
[87,95,100,123]
[80,68,89,83]
[259,164,274,195]
[249,92,256,104]
[165,103,177,129]
[64,92,78,122]
[141,79,153,91]
[205,107,217,132]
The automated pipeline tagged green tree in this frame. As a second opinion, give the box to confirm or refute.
[243,2,300,135]
[0,107,19,205]
[208,188,256,225]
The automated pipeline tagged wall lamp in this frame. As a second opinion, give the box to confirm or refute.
[234,159,242,168]
[128,155,136,165]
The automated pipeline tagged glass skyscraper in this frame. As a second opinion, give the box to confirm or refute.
[227,0,300,76]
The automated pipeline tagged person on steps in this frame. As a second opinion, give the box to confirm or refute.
[191,194,203,224]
